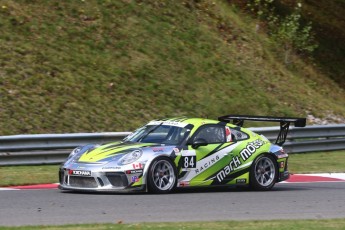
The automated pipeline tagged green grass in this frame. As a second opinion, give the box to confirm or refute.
[0,0,344,136]
[2,219,345,230]
[1,151,344,187]
[0,165,59,187]
[288,150,345,174]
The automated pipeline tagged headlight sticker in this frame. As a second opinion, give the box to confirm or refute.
[119,149,143,165]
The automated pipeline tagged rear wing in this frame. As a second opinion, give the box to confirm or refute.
[218,115,306,146]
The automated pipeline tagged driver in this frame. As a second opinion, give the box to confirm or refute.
[225,126,232,142]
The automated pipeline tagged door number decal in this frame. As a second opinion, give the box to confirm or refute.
[181,150,196,170]
[182,155,196,168]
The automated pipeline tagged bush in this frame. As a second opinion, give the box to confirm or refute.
[247,0,318,64]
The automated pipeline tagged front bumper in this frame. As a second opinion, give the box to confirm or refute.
[277,157,290,182]
[278,170,290,182]
[58,167,145,192]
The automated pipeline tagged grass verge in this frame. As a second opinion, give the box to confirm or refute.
[288,150,345,174]
[0,151,344,187]
[0,165,59,187]
[1,219,345,230]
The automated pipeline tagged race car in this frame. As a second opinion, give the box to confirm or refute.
[58,115,306,193]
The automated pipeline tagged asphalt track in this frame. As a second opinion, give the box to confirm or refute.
[1,174,345,226]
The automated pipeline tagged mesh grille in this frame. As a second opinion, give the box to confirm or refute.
[106,172,128,187]
[69,176,98,188]
[59,170,64,184]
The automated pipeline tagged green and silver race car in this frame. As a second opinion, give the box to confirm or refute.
[59,115,306,193]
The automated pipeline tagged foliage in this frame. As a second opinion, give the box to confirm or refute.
[247,0,274,21]
[247,0,318,64]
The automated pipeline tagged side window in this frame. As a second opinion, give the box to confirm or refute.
[230,128,249,141]
[193,125,225,144]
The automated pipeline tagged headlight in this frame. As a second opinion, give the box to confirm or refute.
[118,149,143,165]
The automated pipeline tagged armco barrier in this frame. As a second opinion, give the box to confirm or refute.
[0,132,131,165]
[0,125,345,166]
[250,125,345,153]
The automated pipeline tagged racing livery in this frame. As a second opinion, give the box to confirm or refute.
[59,115,306,193]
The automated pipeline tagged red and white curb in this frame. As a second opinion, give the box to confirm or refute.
[0,183,59,191]
[284,173,345,183]
[1,174,345,190]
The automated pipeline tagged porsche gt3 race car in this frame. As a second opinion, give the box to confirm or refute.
[59,115,306,193]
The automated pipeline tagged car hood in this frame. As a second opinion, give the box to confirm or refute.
[77,141,171,163]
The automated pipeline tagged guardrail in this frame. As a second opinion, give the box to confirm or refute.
[0,132,131,166]
[250,124,345,153]
[0,125,344,166]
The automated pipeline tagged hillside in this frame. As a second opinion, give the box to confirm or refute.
[0,0,345,135]
[281,0,345,88]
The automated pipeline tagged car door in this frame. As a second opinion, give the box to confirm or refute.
[178,124,238,186]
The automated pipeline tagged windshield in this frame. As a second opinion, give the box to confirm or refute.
[124,124,190,145]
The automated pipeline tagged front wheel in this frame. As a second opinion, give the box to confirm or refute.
[250,154,277,191]
[147,157,177,194]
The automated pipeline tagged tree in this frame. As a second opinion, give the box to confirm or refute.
[247,0,317,64]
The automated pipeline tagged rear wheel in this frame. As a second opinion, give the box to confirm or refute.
[147,157,177,194]
[250,154,277,191]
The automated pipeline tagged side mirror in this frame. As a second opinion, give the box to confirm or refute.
[192,138,208,149]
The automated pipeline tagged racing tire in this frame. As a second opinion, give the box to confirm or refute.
[250,154,278,191]
[147,157,177,194]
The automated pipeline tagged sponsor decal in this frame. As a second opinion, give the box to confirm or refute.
[216,156,241,182]
[240,139,265,161]
[131,176,140,183]
[177,144,240,182]
[195,155,220,174]
[68,170,91,176]
[280,161,285,168]
[102,166,121,170]
[216,139,265,183]
[148,120,187,127]
[181,150,196,156]
[173,148,180,153]
[132,163,143,169]
[126,169,143,174]
[179,181,190,187]
[236,178,247,184]
[152,147,164,152]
